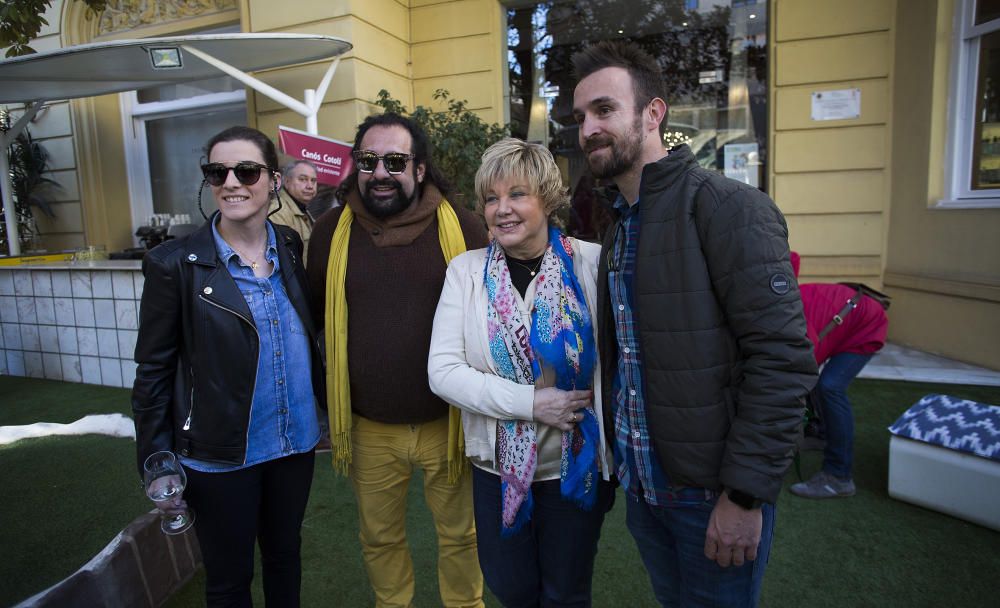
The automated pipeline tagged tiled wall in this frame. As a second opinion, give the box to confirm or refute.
[0,265,143,388]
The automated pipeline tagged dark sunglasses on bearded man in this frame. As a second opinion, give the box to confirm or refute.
[352,150,415,175]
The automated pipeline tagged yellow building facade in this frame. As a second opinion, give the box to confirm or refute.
[6,0,999,369]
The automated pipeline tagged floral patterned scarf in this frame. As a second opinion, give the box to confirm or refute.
[485,225,599,535]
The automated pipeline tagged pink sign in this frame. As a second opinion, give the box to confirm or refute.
[277,125,354,187]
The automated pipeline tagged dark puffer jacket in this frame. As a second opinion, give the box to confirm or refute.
[596,145,817,503]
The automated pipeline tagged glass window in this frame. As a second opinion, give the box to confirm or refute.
[146,106,247,218]
[136,74,244,103]
[941,0,1000,206]
[976,0,1000,25]
[972,30,1000,189]
[505,0,767,238]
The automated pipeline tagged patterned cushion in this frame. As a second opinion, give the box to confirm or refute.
[888,394,1000,461]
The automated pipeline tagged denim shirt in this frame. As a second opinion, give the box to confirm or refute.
[609,194,712,507]
[182,219,319,472]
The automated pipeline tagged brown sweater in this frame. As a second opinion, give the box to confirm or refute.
[307,184,488,424]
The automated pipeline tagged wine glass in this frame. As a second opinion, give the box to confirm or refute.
[143,451,195,535]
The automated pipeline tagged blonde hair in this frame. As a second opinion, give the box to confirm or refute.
[474,138,570,222]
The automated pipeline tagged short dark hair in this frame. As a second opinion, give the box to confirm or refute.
[572,40,667,117]
[336,113,451,200]
[204,126,279,170]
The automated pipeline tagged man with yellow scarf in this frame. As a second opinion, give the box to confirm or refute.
[307,113,487,608]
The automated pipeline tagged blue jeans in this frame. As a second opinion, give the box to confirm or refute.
[816,352,873,478]
[471,466,615,607]
[625,494,776,608]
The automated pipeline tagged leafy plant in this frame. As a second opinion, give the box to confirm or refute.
[2,127,58,249]
[374,88,508,207]
[9,128,57,218]
[0,0,108,57]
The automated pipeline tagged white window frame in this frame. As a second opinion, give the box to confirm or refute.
[120,88,246,243]
[940,0,1000,208]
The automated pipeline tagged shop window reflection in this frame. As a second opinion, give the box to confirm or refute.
[506,0,768,239]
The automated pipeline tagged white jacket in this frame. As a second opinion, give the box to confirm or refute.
[428,238,610,480]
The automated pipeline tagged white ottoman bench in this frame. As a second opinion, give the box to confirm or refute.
[887,394,1000,531]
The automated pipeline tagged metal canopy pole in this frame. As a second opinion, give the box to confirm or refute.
[1,101,45,256]
[180,46,342,135]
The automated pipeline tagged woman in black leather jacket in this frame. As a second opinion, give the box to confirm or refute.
[131,126,323,607]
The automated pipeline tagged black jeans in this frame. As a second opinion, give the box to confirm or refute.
[472,465,615,607]
[184,450,315,608]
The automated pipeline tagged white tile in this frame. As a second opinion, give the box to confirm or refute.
[58,325,78,354]
[97,328,119,357]
[15,296,36,324]
[51,270,72,297]
[120,359,137,388]
[54,296,75,326]
[39,325,59,352]
[0,296,17,323]
[78,327,98,354]
[6,350,25,376]
[61,354,82,382]
[2,323,22,350]
[71,271,93,298]
[115,300,138,329]
[24,351,44,378]
[133,273,144,300]
[35,297,55,324]
[0,270,13,295]
[32,271,53,296]
[94,299,116,328]
[20,324,40,351]
[112,271,135,299]
[13,271,32,296]
[117,329,138,360]
[91,272,113,298]
[81,355,102,384]
[74,299,96,327]
[100,357,122,387]
[42,352,62,380]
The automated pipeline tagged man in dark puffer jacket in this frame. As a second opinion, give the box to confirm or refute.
[572,41,817,607]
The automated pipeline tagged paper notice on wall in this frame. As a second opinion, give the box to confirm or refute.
[811,88,861,121]
[723,143,759,188]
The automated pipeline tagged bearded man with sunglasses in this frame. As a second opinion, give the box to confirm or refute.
[307,113,487,608]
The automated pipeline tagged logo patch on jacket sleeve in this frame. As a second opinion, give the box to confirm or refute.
[770,273,790,295]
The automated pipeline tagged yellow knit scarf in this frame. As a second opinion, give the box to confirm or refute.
[324,200,468,481]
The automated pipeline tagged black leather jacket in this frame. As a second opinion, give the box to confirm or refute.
[131,215,323,475]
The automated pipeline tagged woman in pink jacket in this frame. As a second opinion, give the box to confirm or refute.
[789,252,888,499]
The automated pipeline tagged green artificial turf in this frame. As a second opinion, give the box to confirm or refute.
[3,376,1000,607]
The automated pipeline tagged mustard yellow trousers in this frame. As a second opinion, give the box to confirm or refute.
[350,415,484,608]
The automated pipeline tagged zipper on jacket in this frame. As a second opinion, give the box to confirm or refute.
[183,368,194,430]
[196,293,260,462]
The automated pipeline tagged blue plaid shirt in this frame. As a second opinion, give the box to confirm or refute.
[609,194,714,507]
[182,219,320,472]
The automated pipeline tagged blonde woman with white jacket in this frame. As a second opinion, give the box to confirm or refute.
[428,138,613,608]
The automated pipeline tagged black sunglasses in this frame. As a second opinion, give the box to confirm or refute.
[352,151,415,175]
[201,161,273,187]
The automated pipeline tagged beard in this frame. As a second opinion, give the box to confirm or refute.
[582,115,645,180]
[360,178,417,219]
